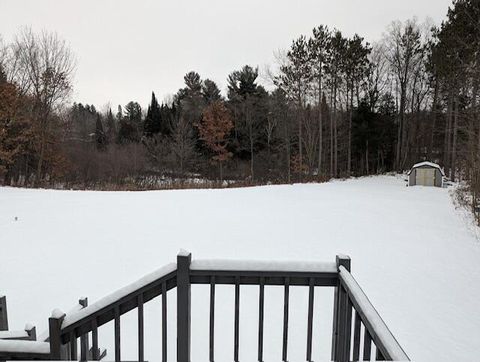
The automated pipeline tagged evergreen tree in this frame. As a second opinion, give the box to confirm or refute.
[227,65,267,180]
[95,114,107,150]
[277,36,312,177]
[309,25,331,175]
[105,108,116,144]
[144,92,163,136]
[117,102,142,144]
[344,34,371,175]
[202,79,222,104]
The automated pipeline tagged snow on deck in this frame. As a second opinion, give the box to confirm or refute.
[0,175,479,361]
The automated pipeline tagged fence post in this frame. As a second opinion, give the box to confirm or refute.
[49,310,66,360]
[177,250,192,362]
[0,296,8,331]
[332,255,351,362]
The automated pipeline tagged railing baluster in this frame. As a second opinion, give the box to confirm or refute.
[234,276,240,362]
[209,276,215,362]
[258,277,265,362]
[306,278,314,362]
[0,296,8,331]
[162,281,167,362]
[331,280,339,361]
[363,329,372,361]
[138,294,144,362]
[282,277,290,362]
[114,305,121,362]
[70,330,77,360]
[92,318,99,360]
[345,297,353,361]
[336,285,347,361]
[352,310,361,361]
[80,334,88,361]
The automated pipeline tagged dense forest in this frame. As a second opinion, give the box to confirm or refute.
[0,1,479,203]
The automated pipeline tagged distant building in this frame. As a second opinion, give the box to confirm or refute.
[407,161,445,187]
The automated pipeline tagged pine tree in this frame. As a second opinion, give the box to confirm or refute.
[117,102,142,144]
[344,34,371,175]
[144,92,163,136]
[309,25,331,175]
[95,114,107,150]
[105,108,116,144]
[202,79,222,104]
[325,30,347,177]
[227,65,266,180]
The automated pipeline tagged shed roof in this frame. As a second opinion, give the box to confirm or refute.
[407,161,445,176]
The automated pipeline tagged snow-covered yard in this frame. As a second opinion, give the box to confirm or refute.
[1,175,479,361]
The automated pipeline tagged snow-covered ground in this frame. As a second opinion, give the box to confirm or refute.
[1,175,479,361]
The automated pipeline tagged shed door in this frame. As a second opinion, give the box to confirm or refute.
[416,168,435,186]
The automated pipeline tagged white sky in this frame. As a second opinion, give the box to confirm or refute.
[0,0,452,109]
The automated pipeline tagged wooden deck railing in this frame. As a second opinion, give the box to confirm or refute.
[0,251,409,362]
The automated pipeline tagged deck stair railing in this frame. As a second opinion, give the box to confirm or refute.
[0,251,410,361]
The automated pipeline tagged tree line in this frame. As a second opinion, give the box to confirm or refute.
[0,1,479,200]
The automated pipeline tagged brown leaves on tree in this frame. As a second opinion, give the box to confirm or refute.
[197,101,233,164]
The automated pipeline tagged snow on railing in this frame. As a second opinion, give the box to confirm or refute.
[191,259,337,272]
[0,329,29,340]
[0,339,50,360]
[339,265,410,361]
[62,263,176,329]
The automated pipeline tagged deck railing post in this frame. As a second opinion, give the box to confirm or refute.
[177,250,192,362]
[332,255,351,362]
[49,310,66,360]
[0,296,8,331]
[79,298,89,361]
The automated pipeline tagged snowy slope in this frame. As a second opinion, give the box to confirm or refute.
[0,175,479,361]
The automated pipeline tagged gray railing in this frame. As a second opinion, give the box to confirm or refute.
[0,252,409,362]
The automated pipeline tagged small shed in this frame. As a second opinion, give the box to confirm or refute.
[407,161,445,187]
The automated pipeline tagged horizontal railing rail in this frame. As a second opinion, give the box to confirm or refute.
[0,251,410,362]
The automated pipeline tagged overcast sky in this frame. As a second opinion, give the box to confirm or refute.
[0,0,452,109]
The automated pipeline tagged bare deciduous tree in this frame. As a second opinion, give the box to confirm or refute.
[11,28,75,182]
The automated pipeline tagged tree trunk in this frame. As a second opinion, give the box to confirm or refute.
[444,93,453,177]
[333,82,338,177]
[451,95,459,181]
[249,120,254,181]
[429,79,439,159]
[330,84,334,178]
[365,140,369,175]
[317,71,323,176]
[297,85,303,181]
[348,83,353,176]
